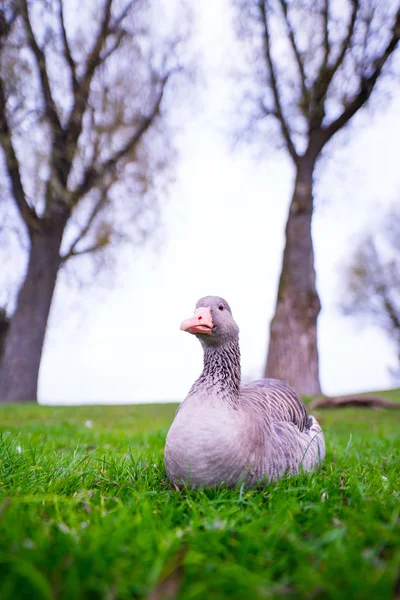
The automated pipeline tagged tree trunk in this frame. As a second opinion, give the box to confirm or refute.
[264,156,321,396]
[0,309,9,364]
[0,223,65,403]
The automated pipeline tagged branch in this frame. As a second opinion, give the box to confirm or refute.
[309,395,400,410]
[20,0,62,133]
[64,0,113,162]
[57,0,137,191]
[373,242,400,332]
[278,0,308,105]
[82,0,113,78]
[323,8,400,141]
[258,0,298,163]
[382,293,400,332]
[0,6,18,41]
[58,0,78,94]
[309,0,359,129]
[328,0,359,82]
[43,0,115,217]
[321,0,330,72]
[60,185,110,262]
[0,75,40,231]
[112,0,137,28]
[61,242,104,262]
[359,2,375,75]
[72,74,168,202]
[100,27,127,63]
[259,99,278,120]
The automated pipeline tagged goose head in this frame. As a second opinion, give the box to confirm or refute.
[180,296,239,348]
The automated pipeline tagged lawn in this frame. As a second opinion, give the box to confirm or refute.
[0,393,399,600]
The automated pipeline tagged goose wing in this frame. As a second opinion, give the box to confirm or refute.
[241,378,309,432]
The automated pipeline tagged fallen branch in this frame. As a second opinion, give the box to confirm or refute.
[309,395,400,410]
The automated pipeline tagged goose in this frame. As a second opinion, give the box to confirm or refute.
[164,296,325,489]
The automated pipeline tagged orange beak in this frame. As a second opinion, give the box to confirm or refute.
[180,307,213,335]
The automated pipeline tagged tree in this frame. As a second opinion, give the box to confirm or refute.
[341,208,400,378]
[0,0,188,403]
[234,0,400,394]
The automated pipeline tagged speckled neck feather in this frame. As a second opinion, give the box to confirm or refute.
[190,340,241,403]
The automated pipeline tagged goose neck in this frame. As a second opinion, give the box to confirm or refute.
[197,340,241,401]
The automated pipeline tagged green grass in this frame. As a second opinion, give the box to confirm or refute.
[0,394,399,600]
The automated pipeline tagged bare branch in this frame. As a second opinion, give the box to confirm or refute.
[82,0,113,77]
[258,0,298,163]
[321,0,330,72]
[83,102,102,173]
[64,0,113,163]
[330,0,359,77]
[100,27,127,63]
[323,9,400,141]
[0,5,18,40]
[0,76,39,231]
[20,0,62,133]
[46,1,140,221]
[58,0,78,94]
[72,74,169,202]
[42,0,115,219]
[111,0,136,30]
[371,240,400,334]
[382,291,400,333]
[278,0,308,105]
[309,0,359,130]
[61,242,104,263]
[61,186,110,261]
[259,99,278,120]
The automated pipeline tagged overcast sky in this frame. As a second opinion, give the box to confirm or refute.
[38,1,400,404]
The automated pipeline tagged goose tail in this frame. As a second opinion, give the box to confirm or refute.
[307,415,326,468]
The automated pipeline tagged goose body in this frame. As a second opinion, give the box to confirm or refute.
[165,297,325,488]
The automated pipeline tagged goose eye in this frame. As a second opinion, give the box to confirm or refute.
[218,305,224,311]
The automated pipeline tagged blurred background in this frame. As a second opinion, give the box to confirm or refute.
[0,0,399,405]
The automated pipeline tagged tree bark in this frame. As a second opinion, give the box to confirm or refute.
[264,156,321,395]
[0,221,65,403]
[0,310,9,363]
